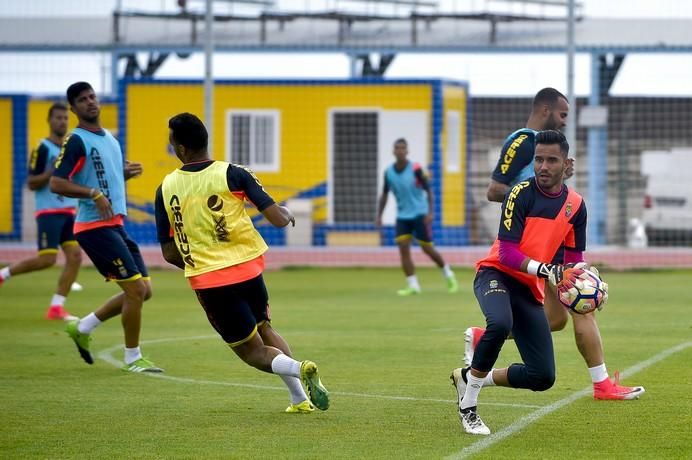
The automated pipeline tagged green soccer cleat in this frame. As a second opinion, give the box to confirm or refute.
[397,286,421,296]
[447,276,459,294]
[285,400,315,414]
[122,357,164,373]
[65,319,93,365]
[300,360,330,411]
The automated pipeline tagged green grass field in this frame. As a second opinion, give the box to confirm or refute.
[1,266,690,459]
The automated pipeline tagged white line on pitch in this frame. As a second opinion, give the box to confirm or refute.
[444,341,692,460]
[95,336,541,409]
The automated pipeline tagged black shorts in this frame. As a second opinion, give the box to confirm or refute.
[194,274,271,347]
[395,215,433,245]
[75,225,149,282]
[36,213,77,254]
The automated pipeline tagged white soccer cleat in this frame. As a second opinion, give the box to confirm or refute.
[459,406,491,436]
[450,367,467,415]
[463,327,485,367]
[70,282,84,292]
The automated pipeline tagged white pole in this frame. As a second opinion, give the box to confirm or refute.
[566,0,576,154]
[204,0,214,152]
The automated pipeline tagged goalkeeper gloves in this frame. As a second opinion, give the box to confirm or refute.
[536,263,586,287]
[536,263,566,286]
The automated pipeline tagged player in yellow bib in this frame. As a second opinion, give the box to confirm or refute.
[155,113,329,413]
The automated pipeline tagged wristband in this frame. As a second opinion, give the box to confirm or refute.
[526,259,541,276]
[92,191,104,201]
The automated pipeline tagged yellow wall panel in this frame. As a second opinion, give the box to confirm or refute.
[126,84,203,208]
[126,83,431,209]
[441,85,467,226]
[0,99,13,233]
[28,99,118,155]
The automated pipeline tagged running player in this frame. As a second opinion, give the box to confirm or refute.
[0,103,82,320]
[375,138,458,296]
[50,82,161,373]
[155,112,329,413]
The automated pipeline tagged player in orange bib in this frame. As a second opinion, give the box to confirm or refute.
[451,131,590,435]
[464,88,644,403]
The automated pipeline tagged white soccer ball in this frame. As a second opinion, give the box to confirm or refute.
[557,268,608,314]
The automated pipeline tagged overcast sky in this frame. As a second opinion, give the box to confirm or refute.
[1,0,692,96]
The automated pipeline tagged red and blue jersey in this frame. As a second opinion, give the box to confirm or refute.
[477,178,587,302]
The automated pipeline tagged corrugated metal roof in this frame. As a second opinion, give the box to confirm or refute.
[1,15,690,52]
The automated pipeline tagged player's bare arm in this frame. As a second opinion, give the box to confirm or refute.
[27,165,55,191]
[375,179,389,228]
[263,204,295,227]
[49,176,114,219]
[160,240,185,269]
[124,160,143,180]
[487,179,509,202]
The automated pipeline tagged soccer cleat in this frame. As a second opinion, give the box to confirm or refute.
[46,305,77,321]
[285,400,315,414]
[122,358,164,373]
[450,367,468,417]
[397,286,421,296]
[300,360,330,410]
[463,327,485,367]
[447,276,459,294]
[65,319,93,365]
[459,406,490,435]
[593,371,646,400]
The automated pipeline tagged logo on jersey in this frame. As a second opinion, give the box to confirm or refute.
[500,134,529,175]
[207,195,230,242]
[169,194,195,267]
[565,202,573,218]
[489,280,498,289]
[503,180,530,231]
[90,148,110,199]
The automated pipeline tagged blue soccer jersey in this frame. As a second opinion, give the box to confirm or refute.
[29,139,77,214]
[383,161,429,220]
[54,127,127,223]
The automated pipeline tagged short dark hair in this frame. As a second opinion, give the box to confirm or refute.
[536,130,569,156]
[532,87,567,109]
[48,102,68,118]
[394,138,407,147]
[66,82,94,105]
[168,112,208,152]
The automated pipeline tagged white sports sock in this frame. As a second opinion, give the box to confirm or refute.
[483,370,496,387]
[50,294,66,307]
[589,363,609,383]
[442,264,454,278]
[280,375,309,404]
[125,346,142,365]
[461,373,485,410]
[77,313,102,334]
[0,266,11,281]
[406,275,420,289]
[271,353,301,378]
